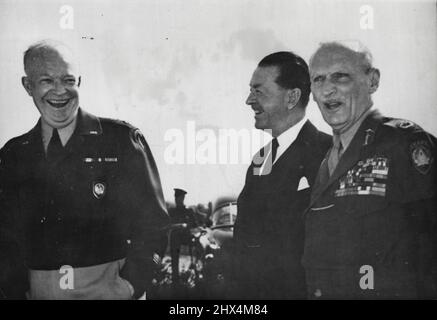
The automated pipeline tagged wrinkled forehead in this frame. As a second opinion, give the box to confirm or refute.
[310,47,363,75]
[25,46,79,78]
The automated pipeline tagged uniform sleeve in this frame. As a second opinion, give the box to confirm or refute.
[119,129,169,299]
[394,130,437,298]
[0,144,28,299]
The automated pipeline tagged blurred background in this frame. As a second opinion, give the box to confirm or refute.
[1,0,436,206]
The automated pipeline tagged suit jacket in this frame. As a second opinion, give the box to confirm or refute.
[303,111,437,299]
[231,120,331,299]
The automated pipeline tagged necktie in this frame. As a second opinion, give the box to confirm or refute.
[328,134,343,175]
[259,138,279,175]
[46,129,64,163]
[270,138,279,164]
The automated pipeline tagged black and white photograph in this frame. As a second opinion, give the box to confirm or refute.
[0,0,436,307]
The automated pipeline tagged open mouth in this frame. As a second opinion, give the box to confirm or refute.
[323,101,342,111]
[254,109,264,116]
[47,99,70,109]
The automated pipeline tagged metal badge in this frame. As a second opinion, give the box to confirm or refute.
[92,182,106,199]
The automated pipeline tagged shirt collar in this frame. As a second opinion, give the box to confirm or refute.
[41,114,78,149]
[337,109,371,151]
[40,108,103,150]
[276,115,308,151]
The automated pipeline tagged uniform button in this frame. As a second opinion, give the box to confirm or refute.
[50,200,54,205]
[314,289,322,298]
[40,217,47,223]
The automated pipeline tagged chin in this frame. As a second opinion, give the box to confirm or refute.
[254,120,267,130]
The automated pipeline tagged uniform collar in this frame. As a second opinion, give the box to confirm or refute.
[309,109,383,208]
[76,108,103,136]
[41,116,77,149]
[336,108,372,152]
[24,108,102,154]
[28,107,102,138]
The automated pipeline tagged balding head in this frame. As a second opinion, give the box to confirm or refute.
[23,40,80,80]
[22,40,81,129]
[309,41,374,75]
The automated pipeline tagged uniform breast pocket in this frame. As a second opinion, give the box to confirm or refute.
[342,196,405,265]
[68,159,118,218]
[342,196,389,218]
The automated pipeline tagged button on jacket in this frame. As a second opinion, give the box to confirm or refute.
[0,108,169,299]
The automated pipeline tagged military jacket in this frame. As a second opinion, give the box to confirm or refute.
[303,111,437,299]
[0,108,169,298]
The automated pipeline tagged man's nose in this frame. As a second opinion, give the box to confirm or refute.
[246,92,255,105]
[53,79,67,94]
[322,80,336,97]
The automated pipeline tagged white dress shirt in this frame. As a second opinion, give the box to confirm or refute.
[259,116,308,175]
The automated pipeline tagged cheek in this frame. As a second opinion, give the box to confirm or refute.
[310,87,321,100]
[67,87,79,97]
[33,86,51,99]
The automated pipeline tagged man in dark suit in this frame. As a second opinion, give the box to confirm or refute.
[231,51,331,299]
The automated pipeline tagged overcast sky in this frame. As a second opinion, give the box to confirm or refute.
[1,0,436,205]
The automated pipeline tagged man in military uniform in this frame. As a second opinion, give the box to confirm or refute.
[168,188,197,285]
[303,41,437,299]
[231,52,331,299]
[0,40,169,299]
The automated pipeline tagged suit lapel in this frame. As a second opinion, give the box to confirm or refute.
[271,121,322,192]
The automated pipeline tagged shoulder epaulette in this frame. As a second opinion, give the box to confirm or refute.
[382,118,423,133]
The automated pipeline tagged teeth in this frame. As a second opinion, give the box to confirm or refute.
[254,110,262,115]
[47,99,69,108]
[325,102,341,109]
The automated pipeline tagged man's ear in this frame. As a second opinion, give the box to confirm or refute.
[368,68,380,94]
[287,88,301,110]
[21,76,33,97]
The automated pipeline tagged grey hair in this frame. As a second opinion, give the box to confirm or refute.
[309,40,375,73]
[23,39,79,76]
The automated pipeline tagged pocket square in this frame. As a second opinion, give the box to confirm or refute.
[297,176,310,191]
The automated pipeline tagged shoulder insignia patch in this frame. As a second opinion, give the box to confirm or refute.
[410,140,433,174]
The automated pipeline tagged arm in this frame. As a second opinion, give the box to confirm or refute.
[396,131,437,298]
[119,129,169,299]
[0,144,28,299]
